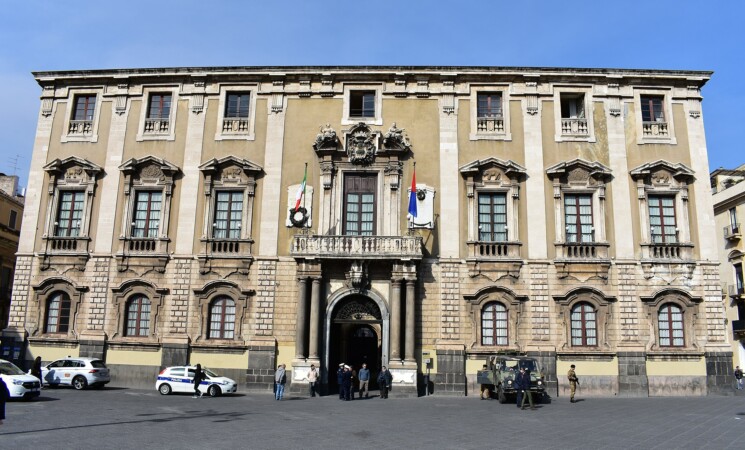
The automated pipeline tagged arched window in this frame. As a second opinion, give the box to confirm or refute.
[570,302,597,346]
[209,297,236,339]
[125,295,151,337]
[658,303,684,347]
[481,302,508,346]
[45,292,71,333]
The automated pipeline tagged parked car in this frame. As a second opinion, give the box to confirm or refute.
[156,366,238,397]
[0,358,41,400]
[41,357,110,390]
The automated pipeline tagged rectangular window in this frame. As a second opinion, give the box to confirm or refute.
[564,194,593,243]
[478,193,507,241]
[213,191,243,239]
[560,93,585,119]
[735,263,744,293]
[147,93,172,119]
[0,267,11,300]
[477,93,503,118]
[225,93,250,118]
[349,91,376,118]
[343,174,376,236]
[640,95,665,122]
[73,94,97,121]
[730,207,739,228]
[55,191,84,237]
[132,191,162,238]
[648,196,677,243]
[9,210,17,229]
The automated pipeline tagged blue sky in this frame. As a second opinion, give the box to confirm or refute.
[1,0,742,188]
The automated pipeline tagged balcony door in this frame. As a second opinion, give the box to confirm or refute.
[343,174,377,236]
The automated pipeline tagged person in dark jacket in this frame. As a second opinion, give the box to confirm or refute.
[515,367,535,410]
[337,363,345,399]
[1,376,7,425]
[377,366,393,399]
[31,356,43,386]
[341,365,353,401]
[274,364,287,400]
[192,364,204,398]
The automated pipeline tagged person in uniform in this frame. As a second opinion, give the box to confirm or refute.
[515,366,535,410]
[567,364,579,403]
[480,364,490,400]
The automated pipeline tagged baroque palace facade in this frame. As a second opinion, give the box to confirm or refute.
[2,65,733,397]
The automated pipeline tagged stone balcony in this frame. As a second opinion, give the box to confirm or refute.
[291,234,423,261]
[642,121,668,137]
[198,238,254,275]
[40,236,91,271]
[555,241,610,260]
[641,242,694,261]
[476,116,504,133]
[68,120,93,136]
[222,117,250,134]
[724,223,741,241]
[143,118,170,135]
[466,241,521,259]
[554,241,611,280]
[560,118,589,136]
[116,237,170,273]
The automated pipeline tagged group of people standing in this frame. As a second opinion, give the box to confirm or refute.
[272,362,394,400]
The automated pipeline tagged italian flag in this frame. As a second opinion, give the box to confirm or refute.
[294,164,307,210]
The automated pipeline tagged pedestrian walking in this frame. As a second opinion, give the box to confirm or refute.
[480,364,490,400]
[358,363,370,398]
[0,376,7,426]
[735,366,743,390]
[568,364,579,403]
[275,364,287,400]
[377,366,392,399]
[308,364,319,397]
[192,363,204,398]
[337,363,345,399]
[515,367,535,410]
[31,356,43,387]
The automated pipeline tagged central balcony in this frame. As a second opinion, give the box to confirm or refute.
[476,115,505,133]
[291,234,423,260]
[642,121,668,137]
[560,118,589,136]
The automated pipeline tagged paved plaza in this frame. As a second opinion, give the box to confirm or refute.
[1,388,745,449]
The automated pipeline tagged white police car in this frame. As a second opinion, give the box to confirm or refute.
[156,366,237,397]
[0,358,41,400]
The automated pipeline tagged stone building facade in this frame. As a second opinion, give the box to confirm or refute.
[0,174,23,334]
[2,66,733,396]
[711,165,745,369]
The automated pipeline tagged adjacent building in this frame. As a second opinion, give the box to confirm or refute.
[2,65,733,396]
[711,165,745,368]
[0,174,23,333]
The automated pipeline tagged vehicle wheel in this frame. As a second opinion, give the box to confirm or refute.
[208,385,221,397]
[497,386,507,404]
[159,383,172,395]
[72,376,88,390]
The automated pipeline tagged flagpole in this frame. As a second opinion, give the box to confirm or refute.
[409,161,416,231]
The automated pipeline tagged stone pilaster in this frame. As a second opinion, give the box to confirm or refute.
[439,260,461,340]
[618,263,641,342]
[85,257,111,332]
[529,263,550,341]
[308,277,321,360]
[522,87,548,259]
[438,100,460,258]
[390,278,402,361]
[258,88,287,257]
[255,259,276,336]
[167,258,192,335]
[404,278,416,362]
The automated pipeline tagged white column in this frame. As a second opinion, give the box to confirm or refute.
[258,95,287,256]
[94,95,130,253]
[605,96,635,259]
[522,98,548,259]
[19,98,54,253]
[174,97,206,254]
[439,107,460,258]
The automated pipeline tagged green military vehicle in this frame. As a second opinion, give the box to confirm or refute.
[476,355,546,404]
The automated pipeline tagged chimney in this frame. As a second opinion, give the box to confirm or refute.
[0,174,19,197]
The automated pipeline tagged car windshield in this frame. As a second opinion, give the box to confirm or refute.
[203,368,219,378]
[0,361,26,376]
[91,360,107,368]
[500,359,538,372]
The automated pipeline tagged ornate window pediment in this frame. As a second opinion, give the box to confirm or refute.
[31,277,88,339]
[640,288,702,352]
[547,159,612,267]
[41,157,103,267]
[197,156,262,275]
[464,286,528,350]
[630,161,695,261]
[553,287,615,351]
[110,279,168,342]
[460,158,526,263]
[117,156,180,272]
[193,280,255,343]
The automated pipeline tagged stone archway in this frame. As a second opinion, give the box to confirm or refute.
[323,289,389,388]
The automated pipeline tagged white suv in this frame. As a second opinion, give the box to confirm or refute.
[156,366,237,397]
[0,359,41,400]
[41,357,111,390]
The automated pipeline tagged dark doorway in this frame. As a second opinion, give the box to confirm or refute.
[329,295,382,393]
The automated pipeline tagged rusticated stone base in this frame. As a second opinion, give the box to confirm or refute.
[245,344,276,391]
[527,351,558,396]
[706,352,735,396]
[617,352,649,397]
[435,349,466,396]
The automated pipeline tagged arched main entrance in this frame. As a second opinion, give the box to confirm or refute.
[325,293,387,392]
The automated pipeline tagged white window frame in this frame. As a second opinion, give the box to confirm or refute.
[342,84,383,126]
[552,86,596,142]
[633,88,677,145]
[136,86,179,142]
[214,84,258,141]
[469,84,512,141]
[61,88,103,143]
